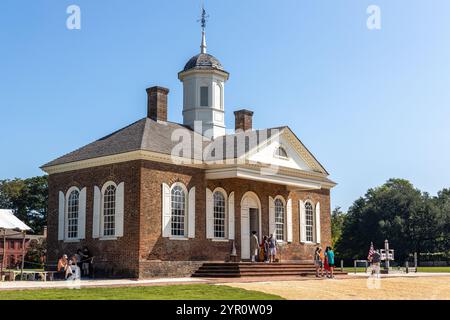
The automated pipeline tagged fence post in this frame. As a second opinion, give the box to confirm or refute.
[354,260,356,274]
[414,252,418,272]
[405,261,409,273]
[340,260,344,272]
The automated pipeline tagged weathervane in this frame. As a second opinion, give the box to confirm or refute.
[198,5,209,54]
[198,6,209,31]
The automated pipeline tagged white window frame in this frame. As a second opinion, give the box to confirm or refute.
[212,188,228,240]
[65,186,80,242]
[100,181,118,239]
[274,196,286,242]
[170,182,188,239]
[274,145,289,160]
[304,200,315,243]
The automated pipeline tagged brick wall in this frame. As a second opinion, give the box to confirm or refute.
[47,161,141,278]
[47,159,332,278]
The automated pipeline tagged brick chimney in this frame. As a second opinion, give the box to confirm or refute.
[234,109,254,131]
[146,86,169,122]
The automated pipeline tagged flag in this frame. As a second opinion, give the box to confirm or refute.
[367,242,375,260]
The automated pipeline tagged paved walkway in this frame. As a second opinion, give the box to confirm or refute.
[0,277,208,291]
[221,275,450,300]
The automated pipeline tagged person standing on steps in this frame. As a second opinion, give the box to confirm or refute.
[250,231,259,263]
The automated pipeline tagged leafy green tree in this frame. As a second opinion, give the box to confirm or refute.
[335,179,446,261]
[331,206,346,248]
[0,176,48,234]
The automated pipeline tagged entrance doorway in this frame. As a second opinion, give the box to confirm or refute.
[240,192,261,260]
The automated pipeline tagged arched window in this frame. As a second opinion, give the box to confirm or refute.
[275,146,288,158]
[213,191,226,238]
[305,202,314,242]
[171,185,186,237]
[103,185,116,237]
[274,198,285,241]
[67,190,79,239]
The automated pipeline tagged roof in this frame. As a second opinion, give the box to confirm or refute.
[42,118,207,168]
[2,229,44,240]
[183,53,226,72]
[0,209,31,231]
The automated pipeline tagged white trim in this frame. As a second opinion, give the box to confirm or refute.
[169,237,189,241]
[170,182,189,238]
[205,167,323,190]
[100,181,118,239]
[64,186,81,242]
[212,187,228,240]
[240,191,262,260]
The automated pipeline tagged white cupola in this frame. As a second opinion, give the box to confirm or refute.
[178,8,229,139]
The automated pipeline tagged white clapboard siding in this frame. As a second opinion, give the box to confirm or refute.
[78,188,87,240]
[58,191,65,241]
[162,183,171,238]
[206,188,214,239]
[315,202,321,244]
[287,198,293,243]
[228,192,235,240]
[299,200,307,243]
[241,206,250,259]
[188,187,196,238]
[115,182,125,238]
[268,196,276,237]
[93,186,101,238]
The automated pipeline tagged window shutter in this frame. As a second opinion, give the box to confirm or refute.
[315,202,321,244]
[206,188,214,239]
[228,192,235,240]
[58,191,65,241]
[115,182,125,238]
[269,196,276,236]
[188,187,196,238]
[92,186,101,239]
[162,183,171,238]
[287,198,293,243]
[78,187,87,240]
[299,200,307,243]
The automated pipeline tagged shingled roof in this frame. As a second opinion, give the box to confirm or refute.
[41,118,207,168]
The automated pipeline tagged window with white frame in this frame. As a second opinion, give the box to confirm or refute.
[305,202,314,242]
[275,198,285,241]
[171,185,186,237]
[275,146,288,158]
[103,185,116,237]
[67,190,79,239]
[213,191,226,238]
[200,86,209,107]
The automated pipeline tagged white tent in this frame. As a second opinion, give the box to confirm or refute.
[0,209,32,231]
[0,209,31,279]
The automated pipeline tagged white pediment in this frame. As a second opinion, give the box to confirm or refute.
[246,129,326,174]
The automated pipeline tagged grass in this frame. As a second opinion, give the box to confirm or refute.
[417,266,450,273]
[0,284,284,300]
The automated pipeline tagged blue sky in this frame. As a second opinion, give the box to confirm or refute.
[1,0,450,210]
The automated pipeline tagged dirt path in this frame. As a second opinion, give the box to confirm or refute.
[221,276,450,300]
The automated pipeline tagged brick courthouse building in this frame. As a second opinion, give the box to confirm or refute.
[41,19,336,278]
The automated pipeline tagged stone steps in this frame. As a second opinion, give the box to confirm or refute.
[192,262,347,278]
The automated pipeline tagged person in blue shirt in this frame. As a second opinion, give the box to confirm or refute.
[326,246,335,278]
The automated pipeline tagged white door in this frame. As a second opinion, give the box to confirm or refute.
[241,206,250,259]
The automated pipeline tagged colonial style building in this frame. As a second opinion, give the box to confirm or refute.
[41,16,336,278]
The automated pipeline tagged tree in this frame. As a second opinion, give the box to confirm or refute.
[331,206,346,248]
[335,178,446,261]
[0,176,48,234]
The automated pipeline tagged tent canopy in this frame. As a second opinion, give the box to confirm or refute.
[0,209,31,231]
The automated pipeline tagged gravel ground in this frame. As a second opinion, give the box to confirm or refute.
[221,276,450,300]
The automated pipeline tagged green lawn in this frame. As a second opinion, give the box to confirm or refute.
[417,266,450,273]
[0,284,284,300]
